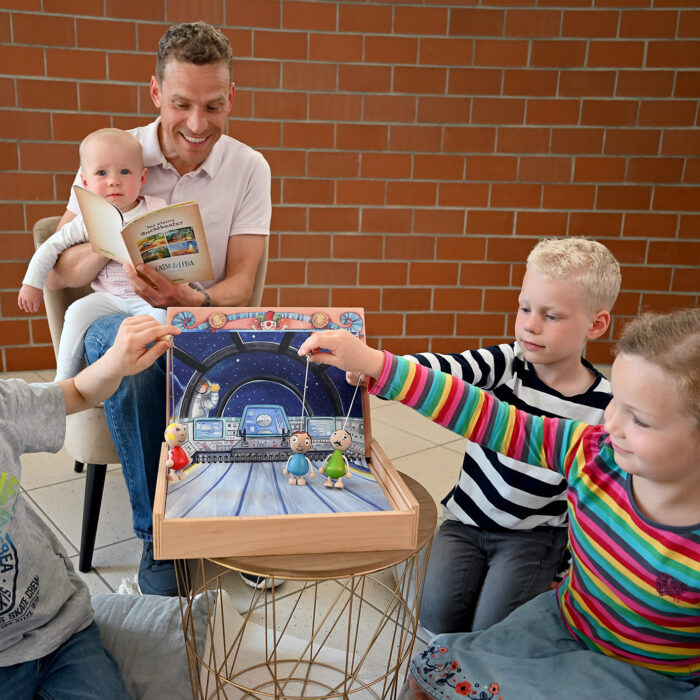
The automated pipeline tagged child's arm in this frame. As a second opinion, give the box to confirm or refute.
[60,315,179,415]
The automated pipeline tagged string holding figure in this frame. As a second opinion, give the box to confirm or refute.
[165,421,191,482]
[319,380,360,489]
[284,354,316,486]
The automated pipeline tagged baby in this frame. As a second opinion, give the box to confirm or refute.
[18,128,168,380]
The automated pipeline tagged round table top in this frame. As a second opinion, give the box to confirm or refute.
[208,473,438,580]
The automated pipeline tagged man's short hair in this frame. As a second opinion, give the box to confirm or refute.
[526,236,621,312]
[156,21,233,83]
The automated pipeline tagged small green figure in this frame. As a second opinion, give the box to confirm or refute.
[319,429,353,489]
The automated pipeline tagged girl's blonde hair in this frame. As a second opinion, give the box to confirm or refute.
[614,308,700,427]
[526,237,621,312]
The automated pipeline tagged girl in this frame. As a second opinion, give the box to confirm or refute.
[298,309,700,699]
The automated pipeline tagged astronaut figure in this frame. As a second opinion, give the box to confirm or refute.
[283,431,316,486]
[319,429,353,489]
[191,379,220,418]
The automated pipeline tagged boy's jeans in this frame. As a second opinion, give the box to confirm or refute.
[0,621,131,699]
[84,314,167,541]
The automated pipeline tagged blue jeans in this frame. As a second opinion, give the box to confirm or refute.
[84,314,167,541]
[0,621,131,699]
[419,519,568,634]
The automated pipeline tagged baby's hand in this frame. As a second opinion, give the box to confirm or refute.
[18,284,43,313]
[297,330,385,379]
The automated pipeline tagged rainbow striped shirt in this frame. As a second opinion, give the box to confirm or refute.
[372,352,700,681]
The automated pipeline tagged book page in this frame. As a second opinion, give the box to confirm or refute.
[121,202,214,284]
[74,186,131,264]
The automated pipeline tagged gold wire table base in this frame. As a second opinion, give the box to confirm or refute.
[177,544,431,700]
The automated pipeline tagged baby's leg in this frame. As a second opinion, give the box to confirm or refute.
[126,296,167,323]
[55,293,128,380]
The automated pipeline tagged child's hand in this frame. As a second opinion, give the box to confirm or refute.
[297,330,385,380]
[18,284,43,313]
[101,315,180,380]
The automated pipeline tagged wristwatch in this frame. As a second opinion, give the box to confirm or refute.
[201,289,211,307]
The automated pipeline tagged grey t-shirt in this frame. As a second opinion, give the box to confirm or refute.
[0,379,93,666]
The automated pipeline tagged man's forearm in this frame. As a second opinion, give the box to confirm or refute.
[45,242,108,290]
[204,272,255,306]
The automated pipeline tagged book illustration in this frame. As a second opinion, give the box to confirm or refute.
[74,185,214,284]
[164,325,391,519]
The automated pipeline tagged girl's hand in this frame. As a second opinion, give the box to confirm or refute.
[297,330,385,380]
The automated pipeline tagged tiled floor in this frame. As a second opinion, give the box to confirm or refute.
[3,367,466,651]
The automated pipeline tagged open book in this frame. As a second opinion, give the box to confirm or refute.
[74,185,214,284]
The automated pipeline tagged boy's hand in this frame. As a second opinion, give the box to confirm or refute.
[297,330,385,380]
[18,284,43,313]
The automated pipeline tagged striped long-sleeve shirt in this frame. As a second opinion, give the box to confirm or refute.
[372,352,700,681]
[410,342,611,531]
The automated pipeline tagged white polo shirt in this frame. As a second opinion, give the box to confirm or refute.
[67,118,271,286]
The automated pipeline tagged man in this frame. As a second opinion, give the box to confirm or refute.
[47,22,271,596]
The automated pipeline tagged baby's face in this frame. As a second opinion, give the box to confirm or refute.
[80,137,145,213]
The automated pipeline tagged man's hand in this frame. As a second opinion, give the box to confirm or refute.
[124,264,205,308]
[18,284,43,313]
[297,330,385,380]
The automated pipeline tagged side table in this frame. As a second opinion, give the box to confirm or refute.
[177,473,437,699]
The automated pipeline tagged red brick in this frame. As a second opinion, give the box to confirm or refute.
[648,41,700,67]
[527,99,580,125]
[420,38,473,67]
[366,36,418,64]
[679,9,700,37]
[519,156,572,182]
[456,313,507,337]
[451,8,505,36]
[16,79,76,110]
[359,262,408,286]
[435,236,487,263]
[542,184,595,209]
[386,181,437,207]
[45,49,106,80]
[560,70,616,97]
[336,124,388,151]
[622,266,673,292]
[395,6,448,36]
[414,154,465,181]
[673,268,700,292]
[503,69,557,96]
[363,208,414,233]
[1,320,30,344]
[1,232,34,258]
[574,157,626,182]
[679,214,700,238]
[380,337,432,356]
[167,0,223,23]
[340,65,392,93]
[676,71,700,98]
[445,127,497,154]
[382,288,432,312]
[364,313,404,337]
[76,19,136,50]
[283,178,334,204]
[406,312,456,336]
[505,9,561,37]
[684,160,700,185]
[448,68,502,97]
[466,155,518,182]
[606,129,660,156]
[333,234,383,260]
[308,152,359,178]
[475,40,529,67]
[108,52,153,82]
[45,0,102,13]
[262,149,305,177]
[280,233,331,259]
[389,125,442,153]
[661,130,700,156]
[0,173,53,201]
[581,100,638,127]
[230,120,281,148]
[640,292,698,313]
[227,0,280,28]
[410,263,459,286]
[272,206,307,232]
[255,30,307,60]
[385,235,435,259]
[418,96,471,124]
[52,113,110,141]
[438,183,490,208]
[364,95,417,124]
[598,185,652,210]
[473,98,525,125]
[617,70,674,97]
[256,91,308,120]
[467,211,515,235]
[79,82,138,113]
[0,77,13,107]
[531,40,586,67]
[0,204,26,231]
[310,32,363,62]
[337,180,385,206]
[605,239,648,265]
[12,12,74,46]
[393,66,446,95]
[516,211,569,236]
[31,319,53,345]
[105,0,162,20]
[308,207,359,233]
[457,262,510,287]
[627,157,684,183]
[492,184,542,208]
[562,10,618,37]
[551,128,604,155]
[623,213,678,238]
[0,141,17,171]
[6,346,56,372]
[284,122,334,149]
[620,10,678,38]
[283,0,336,30]
[361,154,412,179]
[569,211,623,237]
[483,287,520,312]
[339,3,392,33]
[277,286,332,307]
[653,186,700,212]
[20,143,79,172]
[639,100,697,127]
[235,60,280,89]
[414,208,466,235]
[330,287,381,311]
[265,260,306,285]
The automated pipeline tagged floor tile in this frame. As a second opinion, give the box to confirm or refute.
[368,421,436,461]
[88,537,142,591]
[373,401,458,446]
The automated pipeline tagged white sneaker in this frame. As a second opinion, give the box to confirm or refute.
[239,572,284,589]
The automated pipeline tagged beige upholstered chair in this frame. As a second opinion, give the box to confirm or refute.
[32,215,269,571]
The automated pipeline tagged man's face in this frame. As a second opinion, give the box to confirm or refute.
[150,58,234,175]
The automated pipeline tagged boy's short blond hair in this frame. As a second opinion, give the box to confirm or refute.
[79,128,144,171]
[526,237,621,312]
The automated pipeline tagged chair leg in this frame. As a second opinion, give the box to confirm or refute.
[79,464,107,573]
[74,461,84,474]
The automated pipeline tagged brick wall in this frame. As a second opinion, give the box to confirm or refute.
[1,1,698,371]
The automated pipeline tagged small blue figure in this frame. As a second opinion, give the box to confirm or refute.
[284,431,316,486]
